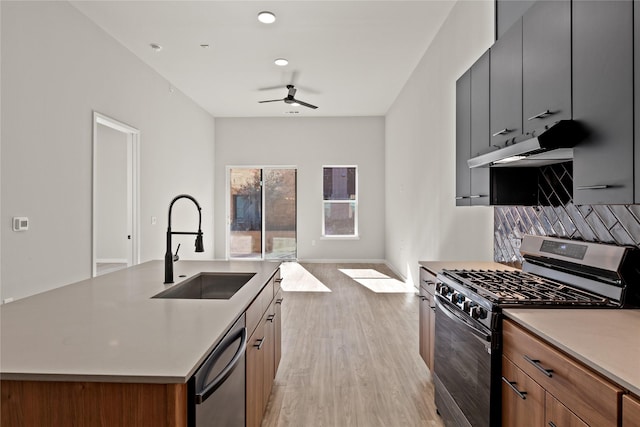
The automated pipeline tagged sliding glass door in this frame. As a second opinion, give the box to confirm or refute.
[228,167,296,260]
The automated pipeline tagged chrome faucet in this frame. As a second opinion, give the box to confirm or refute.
[164,194,204,284]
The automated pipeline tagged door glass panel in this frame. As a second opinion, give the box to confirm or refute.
[229,168,262,258]
[264,169,297,260]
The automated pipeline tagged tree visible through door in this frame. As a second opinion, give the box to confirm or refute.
[229,168,296,260]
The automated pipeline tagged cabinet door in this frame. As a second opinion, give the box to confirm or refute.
[573,0,634,204]
[522,0,571,134]
[547,394,588,427]
[246,322,265,427]
[623,394,640,426]
[633,0,640,204]
[496,0,535,40]
[501,356,545,427]
[490,19,522,149]
[428,293,435,371]
[263,303,276,412]
[470,50,490,205]
[456,70,471,206]
[274,290,283,375]
[418,286,432,369]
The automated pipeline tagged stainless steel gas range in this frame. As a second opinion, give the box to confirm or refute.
[432,235,640,427]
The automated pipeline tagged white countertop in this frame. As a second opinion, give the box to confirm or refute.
[504,309,640,397]
[0,260,280,384]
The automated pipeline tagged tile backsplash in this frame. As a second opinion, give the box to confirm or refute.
[493,164,640,264]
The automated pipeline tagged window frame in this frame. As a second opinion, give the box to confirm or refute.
[321,165,359,239]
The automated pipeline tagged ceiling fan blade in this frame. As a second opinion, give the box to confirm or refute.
[258,99,285,103]
[293,99,318,109]
[257,85,285,91]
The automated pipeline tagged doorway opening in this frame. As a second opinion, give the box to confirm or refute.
[227,167,297,260]
[92,112,140,276]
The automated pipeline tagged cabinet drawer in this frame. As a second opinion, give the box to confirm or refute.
[419,267,437,295]
[623,394,640,426]
[246,280,275,337]
[546,394,588,427]
[502,356,545,427]
[503,320,622,427]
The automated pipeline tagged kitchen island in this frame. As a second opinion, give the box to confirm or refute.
[0,259,281,426]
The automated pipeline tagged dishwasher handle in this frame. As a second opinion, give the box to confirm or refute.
[195,326,247,404]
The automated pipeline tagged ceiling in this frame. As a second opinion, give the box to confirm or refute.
[70,1,455,118]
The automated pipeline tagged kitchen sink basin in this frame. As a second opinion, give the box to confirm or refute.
[152,272,256,300]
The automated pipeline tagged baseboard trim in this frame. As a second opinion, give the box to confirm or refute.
[96,258,128,264]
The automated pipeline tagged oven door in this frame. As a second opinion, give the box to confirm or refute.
[433,294,494,427]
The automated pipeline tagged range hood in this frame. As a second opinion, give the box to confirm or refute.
[468,120,586,168]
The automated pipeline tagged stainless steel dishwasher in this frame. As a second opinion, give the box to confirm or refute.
[189,313,247,427]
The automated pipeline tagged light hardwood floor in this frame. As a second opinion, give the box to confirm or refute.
[261,262,444,427]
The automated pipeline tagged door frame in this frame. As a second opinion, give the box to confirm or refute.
[92,111,140,277]
[225,165,297,260]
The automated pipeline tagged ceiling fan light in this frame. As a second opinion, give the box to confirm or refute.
[257,11,276,24]
[274,58,288,66]
[291,102,300,106]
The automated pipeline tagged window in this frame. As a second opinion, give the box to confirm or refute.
[322,166,358,237]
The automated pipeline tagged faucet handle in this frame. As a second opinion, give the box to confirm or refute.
[173,243,181,262]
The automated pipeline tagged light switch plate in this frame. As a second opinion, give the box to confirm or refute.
[12,217,29,231]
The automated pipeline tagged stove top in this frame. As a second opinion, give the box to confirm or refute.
[441,269,613,307]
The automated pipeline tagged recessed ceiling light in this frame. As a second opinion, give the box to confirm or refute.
[258,11,276,24]
[150,43,163,52]
[274,58,288,66]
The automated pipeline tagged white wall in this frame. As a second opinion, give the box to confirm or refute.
[385,0,496,285]
[1,1,215,301]
[214,117,385,262]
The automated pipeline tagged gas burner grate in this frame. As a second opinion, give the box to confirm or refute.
[442,269,611,306]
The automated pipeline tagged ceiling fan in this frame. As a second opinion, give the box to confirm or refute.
[258,85,318,109]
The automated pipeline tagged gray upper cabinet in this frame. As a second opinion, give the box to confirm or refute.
[456,70,471,206]
[522,0,571,134]
[496,0,535,40]
[470,51,490,206]
[635,0,640,203]
[490,19,522,149]
[456,52,491,207]
[573,0,634,205]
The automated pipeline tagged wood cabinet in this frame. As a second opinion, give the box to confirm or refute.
[418,267,436,371]
[573,0,634,204]
[490,18,522,149]
[522,0,571,135]
[623,394,640,426]
[502,320,624,427]
[246,269,282,427]
[455,50,490,206]
[1,381,188,427]
[501,356,545,427]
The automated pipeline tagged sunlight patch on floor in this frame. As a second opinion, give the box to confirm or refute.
[280,262,332,292]
[338,268,416,293]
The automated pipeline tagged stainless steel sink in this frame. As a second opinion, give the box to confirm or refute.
[152,272,256,300]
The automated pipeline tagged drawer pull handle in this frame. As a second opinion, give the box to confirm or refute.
[549,422,557,427]
[276,298,284,305]
[576,185,610,190]
[419,296,428,301]
[501,376,527,400]
[275,278,283,283]
[455,196,470,200]
[267,314,275,323]
[527,109,553,121]
[254,337,265,350]
[492,128,512,137]
[523,355,554,377]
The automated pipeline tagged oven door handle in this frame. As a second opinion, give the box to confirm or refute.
[435,295,491,342]
[195,326,247,404]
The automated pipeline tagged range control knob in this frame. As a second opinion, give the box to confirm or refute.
[451,293,465,304]
[438,285,450,296]
[463,300,475,313]
[471,306,487,320]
